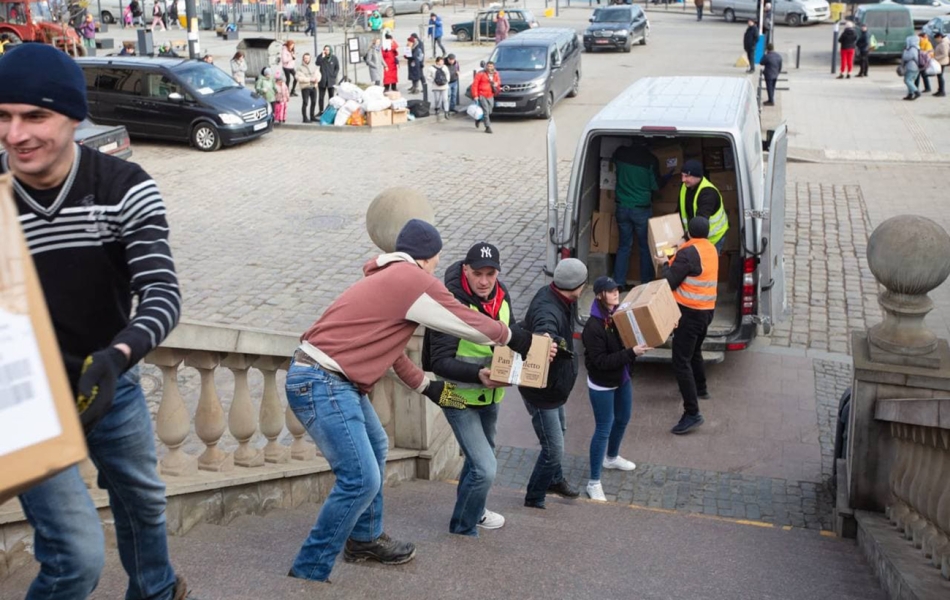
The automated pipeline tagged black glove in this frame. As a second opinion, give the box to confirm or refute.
[507,323,534,360]
[76,347,128,433]
[422,380,467,410]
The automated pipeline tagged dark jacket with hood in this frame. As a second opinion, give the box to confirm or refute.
[744,24,759,52]
[408,35,425,81]
[582,300,636,389]
[316,50,340,87]
[519,284,579,409]
[838,27,857,50]
[426,260,512,404]
[856,29,871,54]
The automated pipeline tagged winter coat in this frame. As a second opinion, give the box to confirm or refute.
[296,60,320,89]
[255,76,276,102]
[759,50,783,80]
[364,46,384,83]
[582,300,636,389]
[231,57,247,86]
[382,40,399,85]
[275,79,290,103]
[427,15,444,38]
[446,58,460,82]
[856,30,871,54]
[130,0,142,16]
[935,37,950,66]
[80,20,96,39]
[425,64,450,91]
[838,28,857,50]
[903,36,921,74]
[316,52,340,87]
[743,25,758,52]
[519,284,579,409]
[281,46,296,70]
[369,13,382,31]
[408,42,424,82]
[495,16,510,42]
[920,36,933,52]
[472,69,500,99]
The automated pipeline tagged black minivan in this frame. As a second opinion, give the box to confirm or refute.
[76,57,272,152]
[488,28,582,119]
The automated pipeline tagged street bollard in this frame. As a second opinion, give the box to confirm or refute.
[831,21,839,74]
[796,44,801,69]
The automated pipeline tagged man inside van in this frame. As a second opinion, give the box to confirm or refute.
[662,217,718,436]
[679,160,729,254]
[743,19,759,74]
[0,44,192,599]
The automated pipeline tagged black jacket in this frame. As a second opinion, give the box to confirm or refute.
[759,51,783,80]
[744,25,759,52]
[661,244,715,314]
[582,303,636,388]
[856,30,871,53]
[426,261,512,402]
[316,53,340,87]
[681,182,721,222]
[519,284,578,409]
[838,28,857,50]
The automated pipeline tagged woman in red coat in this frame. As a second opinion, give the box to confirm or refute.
[381,32,399,91]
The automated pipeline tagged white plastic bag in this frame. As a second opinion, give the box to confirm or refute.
[927,60,942,76]
[466,103,484,121]
[362,97,392,113]
[329,96,346,109]
[336,81,364,103]
[363,85,386,101]
[343,99,362,114]
[334,108,352,127]
[391,98,408,110]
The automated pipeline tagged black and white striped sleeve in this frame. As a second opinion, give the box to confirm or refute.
[111,178,181,366]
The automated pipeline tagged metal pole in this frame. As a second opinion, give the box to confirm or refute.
[312,1,319,58]
[555,0,559,17]
[186,0,198,58]
[796,44,800,69]
[831,20,839,74]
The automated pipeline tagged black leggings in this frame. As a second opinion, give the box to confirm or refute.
[283,67,297,94]
[318,86,335,112]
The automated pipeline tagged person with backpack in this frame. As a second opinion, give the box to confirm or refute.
[150,0,165,31]
[425,55,451,120]
[168,0,180,29]
[129,0,143,26]
[901,35,922,100]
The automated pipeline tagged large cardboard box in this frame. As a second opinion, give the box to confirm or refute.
[652,200,680,217]
[707,170,738,207]
[598,188,616,215]
[0,175,87,504]
[702,140,736,171]
[653,180,680,205]
[599,159,616,190]
[651,142,684,174]
[391,109,409,125]
[683,138,703,159]
[490,334,552,388]
[366,109,392,127]
[613,280,681,348]
[647,213,685,263]
[590,211,619,254]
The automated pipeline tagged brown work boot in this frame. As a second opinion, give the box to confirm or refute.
[343,533,416,565]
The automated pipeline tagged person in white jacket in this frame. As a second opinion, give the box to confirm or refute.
[425,56,451,119]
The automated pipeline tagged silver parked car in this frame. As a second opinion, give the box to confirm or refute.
[888,0,950,25]
[374,0,431,17]
[710,0,830,26]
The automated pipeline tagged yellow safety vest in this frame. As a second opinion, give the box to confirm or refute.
[669,238,719,311]
[679,177,729,246]
[450,299,510,406]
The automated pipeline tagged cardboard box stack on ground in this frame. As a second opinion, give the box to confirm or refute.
[647,213,685,272]
[613,280,681,348]
[590,211,619,254]
[0,175,87,505]
[490,334,553,388]
[384,91,402,101]
[391,109,409,125]
[366,109,392,127]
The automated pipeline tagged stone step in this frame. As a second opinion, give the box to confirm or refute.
[0,480,885,600]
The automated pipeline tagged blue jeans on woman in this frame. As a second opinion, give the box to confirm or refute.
[443,403,499,536]
[285,362,388,582]
[614,205,654,285]
[905,69,919,96]
[524,401,567,504]
[18,367,178,600]
[588,379,633,481]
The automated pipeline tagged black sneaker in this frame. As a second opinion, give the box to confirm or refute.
[671,413,705,435]
[547,479,580,498]
[485,126,493,134]
[698,391,711,400]
[475,118,481,129]
[343,533,416,565]
[524,498,546,509]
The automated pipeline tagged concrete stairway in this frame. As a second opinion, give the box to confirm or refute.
[1,480,885,600]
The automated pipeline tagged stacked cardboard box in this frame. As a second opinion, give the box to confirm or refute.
[366,109,393,127]
[652,141,684,174]
[598,188,616,215]
[599,159,616,190]
[647,214,684,273]
[702,138,736,171]
[490,334,553,388]
[590,211,619,254]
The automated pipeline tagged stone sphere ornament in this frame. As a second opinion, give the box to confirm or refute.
[365,187,436,253]
[866,215,950,357]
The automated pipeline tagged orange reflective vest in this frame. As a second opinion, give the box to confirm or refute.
[669,238,718,311]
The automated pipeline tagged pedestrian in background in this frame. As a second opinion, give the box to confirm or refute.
[168,0,180,29]
[363,36,384,87]
[428,12,446,58]
[273,68,290,124]
[471,60,500,134]
[304,0,316,36]
[129,0,143,25]
[759,42,783,105]
[521,258,587,510]
[582,276,648,502]
[495,10,510,43]
[150,0,165,31]
[856,23,871,77]
[763,2,772,43]
[694,0,703,21]
[902,35,921,100]
[231,50,247,85]
[296,52,320,122]
[381,33,399,92]
[407,34,424,93]
[316,44,340,114]
[446,53,461,113]
[80,13,96,51]
[368,9,383,36]
[916,31,933,93]
[256,66,277,112]
[425,55,451,119]
[743,19,758,74]
[282,40,298,97]
[934,31,948,96]
[837,22,856,79]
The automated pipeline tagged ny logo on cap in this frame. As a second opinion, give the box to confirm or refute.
[481,247,492,258]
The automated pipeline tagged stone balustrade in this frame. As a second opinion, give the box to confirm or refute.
[877,398,950,579]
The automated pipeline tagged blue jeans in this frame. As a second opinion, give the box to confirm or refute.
[523,401,566,503]
[448,80,459,111]
[285,362,387,582]
[905,69,919,96]
[588,379,633,481]
[614,205,654,285]
[714,236,725,254]
[18,367,177,600]
[443,403,499,536]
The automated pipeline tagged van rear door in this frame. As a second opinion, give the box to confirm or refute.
[545,118,563,275]
[758,122,788,334]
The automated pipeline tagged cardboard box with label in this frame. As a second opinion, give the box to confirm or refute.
[0,175,87,504]
[598,188,616,215]
[590,211,619,254]
[647,213,684,263]
[366,109,392,127]
[600,159,616,191]
[490,334,553,388]
[651,143,684,174]
[613,280,681,348]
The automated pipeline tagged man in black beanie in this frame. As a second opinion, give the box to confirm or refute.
[661,217,719,435]
[679,159,730,255]
[0,44,190,598]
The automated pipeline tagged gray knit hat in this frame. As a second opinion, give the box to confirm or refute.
[553,258,588,290]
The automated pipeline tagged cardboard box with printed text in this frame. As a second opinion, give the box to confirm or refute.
[490,334,553,389]
[613,280,681,349]
[651,143,684,174]
[590,211,619,254]
[647,213,685,263]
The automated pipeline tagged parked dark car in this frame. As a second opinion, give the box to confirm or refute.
[487,28,581,119]
[923,15,950,43]
[452,8,538,42]
[583,5,649,53]
[75,118,132,160]
[76,56,273,152]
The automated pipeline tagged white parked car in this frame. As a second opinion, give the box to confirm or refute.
[887,0,950,25]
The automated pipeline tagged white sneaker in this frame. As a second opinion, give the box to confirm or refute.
[603,455,637,471]
[477,509,505,529]
[587,481,607,502]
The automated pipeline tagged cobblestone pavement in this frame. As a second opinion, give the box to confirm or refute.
[813,359,853,484]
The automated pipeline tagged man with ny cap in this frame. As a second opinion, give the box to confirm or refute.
[286,221,534,582]
[662,217,718,435]
[0,44,189,599]
[679,159,729,255]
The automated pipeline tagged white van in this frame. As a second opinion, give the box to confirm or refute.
[710,0,830,26]
[544,76,788,360]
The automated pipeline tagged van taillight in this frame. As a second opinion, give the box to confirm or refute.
[560,247,571,259]
[741,257,755,315]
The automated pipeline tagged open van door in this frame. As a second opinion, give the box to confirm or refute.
[759,121,788,334]
[545,118,560,275]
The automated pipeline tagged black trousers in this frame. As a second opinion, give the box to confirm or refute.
[765,76,777,103]
[432,36,446,57]
[746,49,755,71]
[301,87,316,120]
[858,52,869,76]
[672,307,713,417]
[318,86,335,112]
[283,67,297,95]
[696,5,702,20]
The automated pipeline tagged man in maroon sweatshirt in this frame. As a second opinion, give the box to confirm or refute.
[285,219,533,583]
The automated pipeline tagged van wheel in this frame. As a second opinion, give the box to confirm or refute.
[539,91,553,119]
[456,29,470,42]
[384,6,395,17]
[101,10,115,24]
[724,8,735,22]
[192,123,222,152]
[568,72,580,97]
[785,13,801,26]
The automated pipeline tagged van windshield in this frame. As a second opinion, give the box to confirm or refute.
[489,46,547,70]
[592,8,631,22]
[172,63,241,95]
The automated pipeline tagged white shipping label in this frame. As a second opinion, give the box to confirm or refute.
[623,311,646,347]
[0,309,61,458]
[507,352,524,385]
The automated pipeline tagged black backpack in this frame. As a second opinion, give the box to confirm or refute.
[433,67,447,86]
[407,99,430,118]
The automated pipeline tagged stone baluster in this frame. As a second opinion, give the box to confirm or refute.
[888,424,912,524]
[897,427,923,533]
[147,348,196,476]
[920,429,949,558]
[222,353,264,468]
[285,403,317,461]
[78,458,98,489]
[187,351,233,472]
[910,428,938,548]
[931,431,950,573]
[255,356,289,464]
